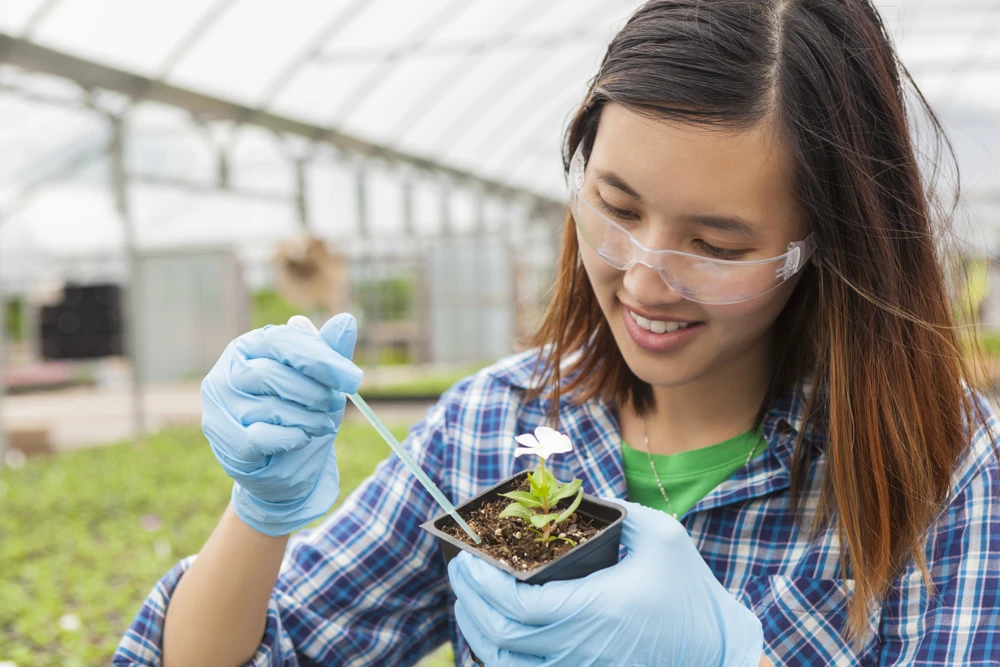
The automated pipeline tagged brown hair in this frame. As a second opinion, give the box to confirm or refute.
[526,0,988,642]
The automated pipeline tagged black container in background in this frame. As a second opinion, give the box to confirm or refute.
[421,470,627,665]
[39,283,123,360]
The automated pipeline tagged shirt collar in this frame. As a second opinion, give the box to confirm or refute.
[762,373,827,470]
[494,348,824,500]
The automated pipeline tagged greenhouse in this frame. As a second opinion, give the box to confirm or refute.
[2,1,1000,665]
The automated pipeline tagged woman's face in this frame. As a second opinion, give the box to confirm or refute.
[579,103,810,389]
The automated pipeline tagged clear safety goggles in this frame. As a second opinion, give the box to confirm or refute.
[569,145,817,305]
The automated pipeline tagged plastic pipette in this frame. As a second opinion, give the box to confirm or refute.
[287,316,481,544]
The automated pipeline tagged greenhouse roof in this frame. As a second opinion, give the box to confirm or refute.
[1,0,998,262]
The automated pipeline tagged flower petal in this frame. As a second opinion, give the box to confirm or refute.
[533,427,573,454]
[514,447,549,459]
[533,426,560,446]
[513,429,573,460]
[514,433,540,448]
[551,434,573,453]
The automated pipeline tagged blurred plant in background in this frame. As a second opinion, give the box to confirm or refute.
[0,423,454,667]
[356,276,413,323]
[251,289,302,331]
[4,298,23,342]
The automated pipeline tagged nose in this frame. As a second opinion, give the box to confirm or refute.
[622,260,685,306]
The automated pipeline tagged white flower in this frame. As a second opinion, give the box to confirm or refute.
[514,427,573,460]
[58,613,81,632]
[154,538,172,561]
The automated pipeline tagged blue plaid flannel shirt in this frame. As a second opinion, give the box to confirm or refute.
[115,348,1000,666]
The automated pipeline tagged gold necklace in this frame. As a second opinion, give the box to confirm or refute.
[639,416,763,519]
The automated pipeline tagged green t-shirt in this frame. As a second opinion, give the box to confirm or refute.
[622,428,766,518]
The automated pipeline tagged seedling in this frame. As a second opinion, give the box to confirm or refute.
[498,427,584,546]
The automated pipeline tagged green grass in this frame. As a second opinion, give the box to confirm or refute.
[0,423,455,666]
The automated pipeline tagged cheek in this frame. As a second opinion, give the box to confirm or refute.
[578,240,620,302]
[704,282,797,338]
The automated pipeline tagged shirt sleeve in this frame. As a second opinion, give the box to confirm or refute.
[114,382,469,667]
[877,413,1000,665]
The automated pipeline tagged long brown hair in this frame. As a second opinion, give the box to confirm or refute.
[526,0,988,642]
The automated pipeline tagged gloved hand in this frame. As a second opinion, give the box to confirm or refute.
[447,498,764,666]
[201,314,363,537]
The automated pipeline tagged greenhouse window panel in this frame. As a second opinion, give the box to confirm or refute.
[0,0,56,36]
[165,0,352,106]
[27,0,210,78]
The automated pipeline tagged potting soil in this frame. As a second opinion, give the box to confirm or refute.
[441,480,601,572]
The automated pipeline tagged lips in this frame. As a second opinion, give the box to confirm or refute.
[619,304,704,353]
[628,310,697,334]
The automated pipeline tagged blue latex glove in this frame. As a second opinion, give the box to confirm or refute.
[447,498,764,666]
[201,314,363,536]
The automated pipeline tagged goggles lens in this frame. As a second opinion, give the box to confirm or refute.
[568,146,816,305]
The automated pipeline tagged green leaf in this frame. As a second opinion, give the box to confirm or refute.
[528,513,560,529]
[498,502,534,521]
[544,468,561,492]
[528,468,543,493]
[555,489,584,524]
[531,466,551,495]
[498,491,544,509]
[546,478,582,505]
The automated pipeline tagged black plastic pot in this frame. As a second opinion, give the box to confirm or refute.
[421,470,627,665]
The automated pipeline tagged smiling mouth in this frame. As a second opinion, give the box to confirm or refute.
[627,309,701,334]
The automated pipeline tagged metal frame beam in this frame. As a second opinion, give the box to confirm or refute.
[439,181,452,237]
[355,165,369,238]
[401,179,415,237]
[293,158,310,228]
[109,114,146,440]
[0,32,564,215]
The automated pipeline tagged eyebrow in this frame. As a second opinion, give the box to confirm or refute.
[595,170,644,202]
[593,168,760,239]
[678,213,760,238]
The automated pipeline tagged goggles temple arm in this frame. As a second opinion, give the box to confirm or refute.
[775,234,817,280]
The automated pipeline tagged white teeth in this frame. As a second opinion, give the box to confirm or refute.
[629,310,692,334]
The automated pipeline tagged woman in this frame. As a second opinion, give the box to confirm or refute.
[115,0,1000,665]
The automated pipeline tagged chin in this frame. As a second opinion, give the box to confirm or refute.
[625,362,702,389]
[611,329,707,389]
